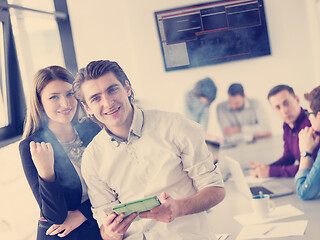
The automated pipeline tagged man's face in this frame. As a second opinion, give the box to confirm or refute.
[81,72,133,135]
[268,90,301,127]
[228,94,245,111]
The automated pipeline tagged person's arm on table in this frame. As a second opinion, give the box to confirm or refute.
[269,155,296,167]
[224,126,241,137]
[269,132,297,171]
[295,161,320,200]
[295,127,320,200]
[253,131,272,139]
[270,164,299,177]
[249,133,297,178]
[139,186,225,223]
[249,162,270,178]
[249,159,299,178]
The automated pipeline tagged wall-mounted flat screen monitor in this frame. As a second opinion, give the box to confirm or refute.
[155,0,271,71]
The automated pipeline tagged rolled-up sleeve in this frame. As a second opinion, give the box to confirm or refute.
[295,153,320,200]
[175,116,224,191]
[295,169,315,200]
[185,160,224,191]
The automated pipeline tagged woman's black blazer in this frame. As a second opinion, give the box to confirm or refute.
[19,120,102,240]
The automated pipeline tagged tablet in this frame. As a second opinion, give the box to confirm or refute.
[108,196,161,221]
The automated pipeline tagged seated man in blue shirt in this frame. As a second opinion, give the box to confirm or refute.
[217,83,271,143]
[73,60,225,240]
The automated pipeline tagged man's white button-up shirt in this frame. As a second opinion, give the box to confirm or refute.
[81,105,224,239]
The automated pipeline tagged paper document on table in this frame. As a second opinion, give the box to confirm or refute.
[234,204,304,225]
[236,220,308,239]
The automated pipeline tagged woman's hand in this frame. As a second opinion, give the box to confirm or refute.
[46,210,87,237]
[30,141,55,181]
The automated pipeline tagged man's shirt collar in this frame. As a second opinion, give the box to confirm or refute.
[104,104,143,145]
[284,107,307,131]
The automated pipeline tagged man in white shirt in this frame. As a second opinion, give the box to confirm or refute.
[73,60,225,240]
[217,83,271,143]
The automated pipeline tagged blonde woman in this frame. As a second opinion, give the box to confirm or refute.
[19,66,101,239]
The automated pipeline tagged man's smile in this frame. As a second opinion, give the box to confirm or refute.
[105,106,120,115]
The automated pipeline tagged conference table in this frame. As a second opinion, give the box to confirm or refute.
[206,135,320,240]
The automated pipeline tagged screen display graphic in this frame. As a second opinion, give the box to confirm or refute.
[155,0,271,71]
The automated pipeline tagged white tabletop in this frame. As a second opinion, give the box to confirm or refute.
[207,135,320,240]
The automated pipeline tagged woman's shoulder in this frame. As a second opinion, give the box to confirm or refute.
[76,119,101,133]
[20,128,43,144]
[75,119,101,144]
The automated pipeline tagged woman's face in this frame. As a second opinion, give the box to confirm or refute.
[40,79,77,126]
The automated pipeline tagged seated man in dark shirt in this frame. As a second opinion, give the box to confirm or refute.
[249,85,320,178]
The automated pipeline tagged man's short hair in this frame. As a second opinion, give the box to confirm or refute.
[267,85,295,100]
[304,86,320,113]
[228,83,244,96]
[194,77,217,103]
[73,60,134,104]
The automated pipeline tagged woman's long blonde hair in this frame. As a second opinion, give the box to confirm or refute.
[22,66,76,139]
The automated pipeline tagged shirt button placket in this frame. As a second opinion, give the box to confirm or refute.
[128,143,139,165]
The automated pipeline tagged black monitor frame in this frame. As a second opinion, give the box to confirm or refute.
[155,0,271,71]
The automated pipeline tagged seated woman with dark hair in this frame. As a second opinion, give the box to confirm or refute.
[296,85,320,200]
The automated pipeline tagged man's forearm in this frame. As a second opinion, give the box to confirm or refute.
[177,186,225,217]
[253,131,272,139]
[270,155,295,166]
[269,164,299,177]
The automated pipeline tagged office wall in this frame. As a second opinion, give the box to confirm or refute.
[68,0,319,137]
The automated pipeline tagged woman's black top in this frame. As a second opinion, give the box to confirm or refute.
[19,120,102,240]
